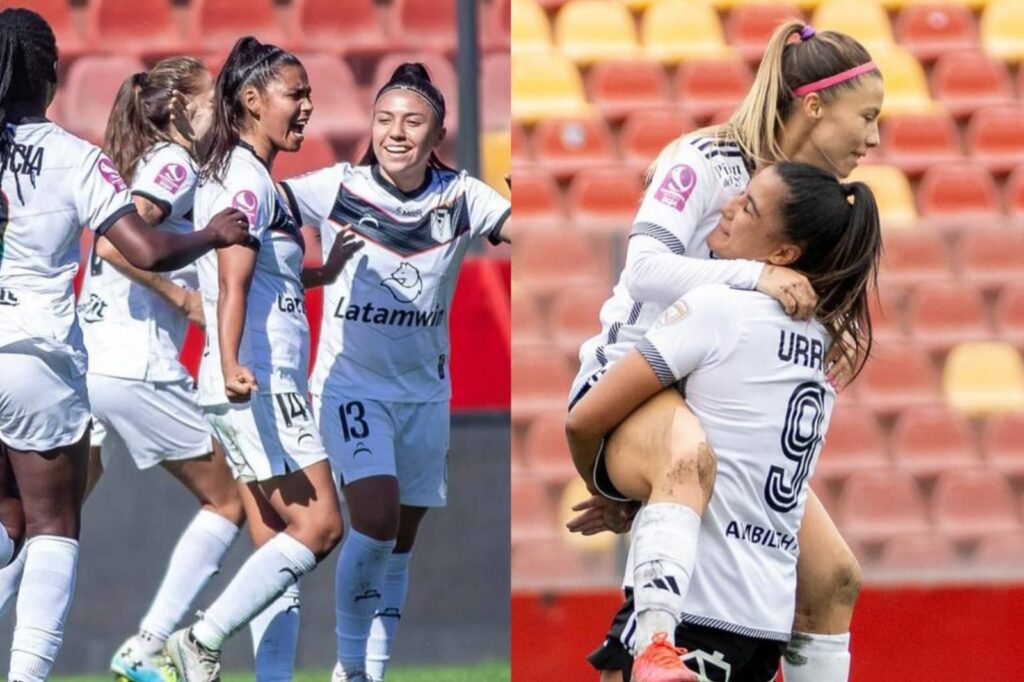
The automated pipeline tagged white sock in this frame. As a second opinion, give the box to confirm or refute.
[335,529,396,676]
[782,632,851,682]
[249,582,301,682]
[631,503,700,655]
[365,552,412,680]
[0,549,27,620]
[0,523,14,570]
[137,509,240,654]
[192,532,315,652]
[9,536,79,682]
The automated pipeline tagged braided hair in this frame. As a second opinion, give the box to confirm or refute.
[0,8,58,202]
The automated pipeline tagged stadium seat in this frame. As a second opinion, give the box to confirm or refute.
[905,282,991,350]
[815,404,888,480]
[943,341,1024,416]
[877,229,951,289]
[567,166,644,233]
[995,282,1024,347]
[980,412,1024,477]
[891,406,978,477]
[291,55,366,143]
[868,285,905,345]
[549,284,610,358]
[511,537,617,587]
[974,532,1024,569]
[1006,166,1024,225]
[483,52,511,131]
[291,0,388,56]
[482,130,512,198]
[877,533,959,572]
[895,4,978,63]
[511,345,576,422]
[511,287,547,347]
[838,469,929,543]
[846,164,918,229]
[556,0,640,65]
[511,0,554,53]
[511,121,529,161]
[932,470,1020,541]
[931,51,1015,119]
[511,166,563,227]
[726,4,804,64]
[641,0,733,64]
[587,59,672,122]
[980,0,1024,63]
[394,0,457,53]
[533,117,615,181]
[63,55,147,144]
[272,135,337,181]
[485,0,512,52]
[88,0,189,57]
[917,163,1001,226]
[858,346,940,413]
[813,0,894,52]
[958,228,1024,290]
[870,46,939,118]
[513,228,609,296]
[511,473,559,543]
[523,412,579,483]
[966,106,1024,175]
[512,52,592,123]
[190,0,285,53]
[674,57,753,122]
[10,0,86,58]
[620,109,698,171]
[880,112,963,177]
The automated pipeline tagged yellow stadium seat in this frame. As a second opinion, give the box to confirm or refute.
[482,131,512,199]
[511,0,553,53]
[641,0,733,64]
[944,342,1024,417]
[727,0,821,11]
[512,52,593,123]
[813,0,894,51]
[558,478,619,551]
[981,0,1024,64]
[555,0,640,64]
[846,164,919,230]
[616,0,659,10]
[871,46,942,118]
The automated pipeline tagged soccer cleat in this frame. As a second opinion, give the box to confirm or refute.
[632,632,698,682]
[330,663,378,681]
[110,636,180,682]
[166,628,220,682]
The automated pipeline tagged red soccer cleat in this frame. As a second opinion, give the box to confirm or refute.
[632,632,698,682]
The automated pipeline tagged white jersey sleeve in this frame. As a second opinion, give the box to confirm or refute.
[280,163,348,231]
[131,144,197,223]
[624,142,764,305]
[464,176,510,245]
[74,148,136,234]
[213,168,274,242]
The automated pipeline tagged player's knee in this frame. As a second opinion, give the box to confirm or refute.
[830,555,862,607]
[24,514,79,541]
[297,508,344,558]
[351,507,400,542]
[661,439,717,500]
[207,496,245,527]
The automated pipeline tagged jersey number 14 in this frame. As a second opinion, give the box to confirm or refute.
[764,382,826,513]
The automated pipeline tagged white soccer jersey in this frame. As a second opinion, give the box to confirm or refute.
[80,142,198,382]
[572,136,763,400]
[631,285,836,641]
[194,144,308,405]
[282,163,510,403]
[0,120,135,376]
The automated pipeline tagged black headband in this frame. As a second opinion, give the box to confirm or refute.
[375,82,445,123]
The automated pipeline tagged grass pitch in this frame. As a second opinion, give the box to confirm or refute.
[54,661,510,682]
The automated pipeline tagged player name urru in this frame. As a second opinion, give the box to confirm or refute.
[777,330,825,371]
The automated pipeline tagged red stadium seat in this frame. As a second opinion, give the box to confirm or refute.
[513,228,609,297]
[905,282,991,350]
[523,412,579,483]
[511,287,547,347]
[868,285,905,346]
[511,474,559,543]
[567,166,644,233]
[63,55,147,144]
[895,4,978,63]
[917,163,1001,226]
[931,52,1014,119]
[974,532,1024,568]
[482,0,511,51]
[191,0,286,53]
[815,404,888,481]
[394,0,457,53]
[511,166,563,227]
[838,470,929,543]
[511,121,529,162]
[891,406,978,477]
[293,55,366,143]
[995,282,1024,348]
[511,537,616,587]
[586,59,671,122]
[549,284,610,358]
[958,228,1024,289]
[88,0,189,57]
[980,412,1024,476]
[966,106,1024,175]
[271,135,336,182]
[372,52,459,133]
[533,117,615,181]
[932,470,1020,541]
[877,230,951,289]
[511,345,576,422]
[483,52,511,131]
[674,57,753,122]
[857,347,940,413]
[880,112,962,177]
[877,533,959,572]
[726,4,804,64]
[620,109,698,171]
[291,0,388,56]
[8,0,86,58]
[1006,165,1024,225]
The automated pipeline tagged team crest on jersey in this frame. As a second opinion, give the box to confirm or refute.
[430,206,453,243]
[655,164,697,212]
[154,163,188,194]
[655,300,690,328]
[231,190,259,227]
[97,156,127,192]
[381,262,423,303]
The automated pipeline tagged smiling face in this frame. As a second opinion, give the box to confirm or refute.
[798,75,884,179]
[706,166,801,264]
[244,63,313,154]
[371,89,445,190]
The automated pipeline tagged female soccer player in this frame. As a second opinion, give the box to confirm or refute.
[280,63,511,681]
[568,162,882,681]
[569,21,883,682]
[0,9,253,681]
[164,36,360,682]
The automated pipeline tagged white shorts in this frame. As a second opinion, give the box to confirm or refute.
[205,392,328,483]
[0,351,90,452]
[314,395,450,508]
[88,374,213,470]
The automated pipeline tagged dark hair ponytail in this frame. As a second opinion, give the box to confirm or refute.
[775,162,882,379]
[200,36,300,184]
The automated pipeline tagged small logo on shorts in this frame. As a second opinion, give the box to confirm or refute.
[352,441,372,458]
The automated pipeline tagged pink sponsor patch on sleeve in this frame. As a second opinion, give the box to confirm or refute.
[654,164,697,212]
[97,156,127,192]
[231,190,259,228]
[154,163,188,194]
